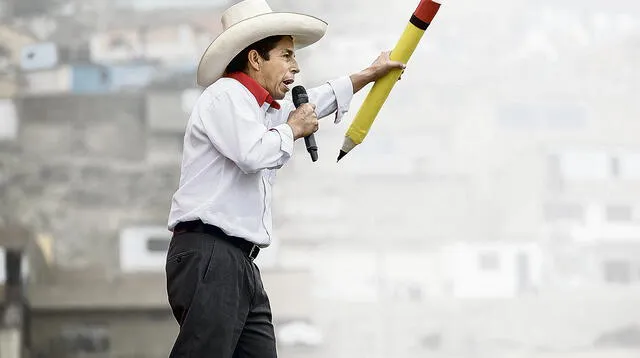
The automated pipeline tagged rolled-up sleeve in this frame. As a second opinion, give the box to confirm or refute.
[269,123,294,158]
[198,91,293,174]
[306,76,354,124]
[326,76,354,123]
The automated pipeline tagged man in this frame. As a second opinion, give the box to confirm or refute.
[165,0,405,356]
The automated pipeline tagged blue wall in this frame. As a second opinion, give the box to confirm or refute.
[69,64,159,93]
[108,65,158,91]
[71,65,111,93]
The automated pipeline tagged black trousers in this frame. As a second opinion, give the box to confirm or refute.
[165,230,277,357]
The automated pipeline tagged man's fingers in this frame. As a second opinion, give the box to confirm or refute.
[394,61,407,69]
[301,103,316,114]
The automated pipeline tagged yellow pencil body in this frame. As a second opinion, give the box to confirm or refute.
[346,24,426,145]
[337,0,441,162]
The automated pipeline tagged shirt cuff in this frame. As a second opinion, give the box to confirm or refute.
[327,75,354,124]
[270,123,294,157]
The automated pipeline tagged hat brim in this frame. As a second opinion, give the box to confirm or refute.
[196,12,327,88]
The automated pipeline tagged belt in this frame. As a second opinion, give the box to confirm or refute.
[173,220,260,260]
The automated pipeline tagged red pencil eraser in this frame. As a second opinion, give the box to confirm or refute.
[414,0,441,24]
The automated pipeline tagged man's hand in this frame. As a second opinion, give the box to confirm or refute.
[350,51,406,94]
[286,103,318,140]
[368,51,406,81]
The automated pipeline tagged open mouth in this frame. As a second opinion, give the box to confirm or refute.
[283,79,294,90]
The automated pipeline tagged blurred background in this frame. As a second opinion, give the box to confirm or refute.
[1,0,640,357]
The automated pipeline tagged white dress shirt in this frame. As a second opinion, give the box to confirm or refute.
[168,72,354,246]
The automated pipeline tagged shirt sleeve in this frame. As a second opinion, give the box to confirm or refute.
[198,90,294,174]
[276,76,355,126]
[308,75,354,123]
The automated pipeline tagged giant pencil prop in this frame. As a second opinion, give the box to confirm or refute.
[337,0,441,162]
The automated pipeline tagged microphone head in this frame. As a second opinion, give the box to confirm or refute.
[292,85,308,107]
[292,85,306,97]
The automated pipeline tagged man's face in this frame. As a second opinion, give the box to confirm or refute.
[260,36,299,100]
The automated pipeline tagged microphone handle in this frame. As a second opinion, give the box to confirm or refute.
[304,134,318,162]
[292,86,318,162]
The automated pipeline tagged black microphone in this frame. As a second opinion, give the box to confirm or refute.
[292,85,318,162]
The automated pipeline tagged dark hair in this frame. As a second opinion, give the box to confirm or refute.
[224,35,290,74]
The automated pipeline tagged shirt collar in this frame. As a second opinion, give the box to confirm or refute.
[225,72,281,110]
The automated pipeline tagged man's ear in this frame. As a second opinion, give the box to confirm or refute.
[248,50,261,71]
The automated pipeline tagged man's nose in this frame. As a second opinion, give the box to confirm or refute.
[291,60,300,74]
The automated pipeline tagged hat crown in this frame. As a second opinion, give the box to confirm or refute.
[222,0,273,30]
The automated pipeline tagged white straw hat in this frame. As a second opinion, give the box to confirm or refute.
[196,0,327,87]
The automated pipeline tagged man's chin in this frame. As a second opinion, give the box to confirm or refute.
[280,83,292,96]
[274,89,287,100]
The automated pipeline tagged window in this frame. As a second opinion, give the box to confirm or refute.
[546,154,563,188]
[610,156,620,178]
[543,203,584,223]
[56,324,110,355]
[559,150,609,180]
[620,152,640,179]
[0,248,29,285]
[550,150,640,180]
[603,260,631,284]
[606,205,633,222]
[478,252,500,271]
[498,103,586,130]
[0,100,18,141]
[119,227,172,273]
[146,237,170,252]
[547,154,560,174]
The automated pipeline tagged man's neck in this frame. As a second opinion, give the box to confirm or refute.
[225,71,280,110]
[245,70,267,91]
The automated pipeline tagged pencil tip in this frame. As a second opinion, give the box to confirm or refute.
[337,150,347,162]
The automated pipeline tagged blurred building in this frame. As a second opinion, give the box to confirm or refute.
[1,1,640,357]
[0,25,36,98]
[114,0,231,11]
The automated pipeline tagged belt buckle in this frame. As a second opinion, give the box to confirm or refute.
[248,245,260,260]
